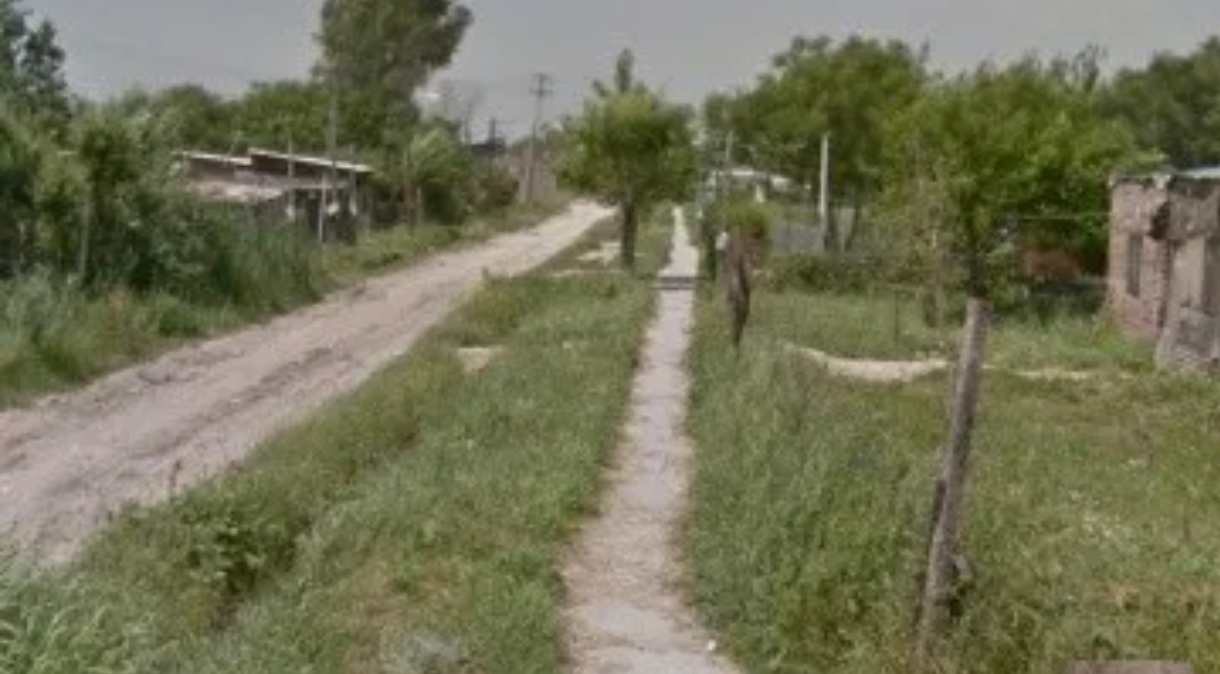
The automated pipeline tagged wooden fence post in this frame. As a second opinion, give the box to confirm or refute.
[913,296,991,670]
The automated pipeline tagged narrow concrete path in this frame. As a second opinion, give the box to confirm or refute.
[563,210,740,674]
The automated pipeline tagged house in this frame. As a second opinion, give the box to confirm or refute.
[174,149,375,239]
[1108,168,1220,372]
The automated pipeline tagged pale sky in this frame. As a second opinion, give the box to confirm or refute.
[28,0,1220,141]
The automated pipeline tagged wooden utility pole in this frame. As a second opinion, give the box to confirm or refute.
[524,73,553,204]
[913,297,991,670]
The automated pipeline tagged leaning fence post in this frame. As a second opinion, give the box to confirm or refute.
[913,296,991,671]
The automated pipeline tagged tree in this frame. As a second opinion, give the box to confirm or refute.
[316,0,473,148]
[882,53,1148,298]
[149,84,235,151]
[1104,36,1220,168]
[234,80,331,153]
[715,36,928,204]
[559,51,696,270]
[0,0,69,135]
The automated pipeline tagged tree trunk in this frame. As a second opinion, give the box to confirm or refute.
[702,216,718,280]
[913,298,990,671]
[621,201,638,271]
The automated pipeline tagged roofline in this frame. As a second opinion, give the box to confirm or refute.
[247,147,374,174]
[175,150,253,167]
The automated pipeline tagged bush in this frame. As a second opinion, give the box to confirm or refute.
[767,254,882,293]
[476,165,519,212]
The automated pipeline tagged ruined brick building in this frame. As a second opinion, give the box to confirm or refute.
[1108,169,1220,371]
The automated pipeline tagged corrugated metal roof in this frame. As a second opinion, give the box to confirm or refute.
[175,150,253,167]
[247,147,373,174]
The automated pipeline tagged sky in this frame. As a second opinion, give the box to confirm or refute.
[29,0,1220,141]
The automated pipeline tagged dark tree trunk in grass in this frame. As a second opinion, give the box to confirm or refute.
[620,200,638,270]
[914,297,990,670]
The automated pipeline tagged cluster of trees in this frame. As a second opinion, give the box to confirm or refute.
[703,35,1220,305]
[1,0,522,296]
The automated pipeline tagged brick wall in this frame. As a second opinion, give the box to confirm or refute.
[1107,181,1170,341]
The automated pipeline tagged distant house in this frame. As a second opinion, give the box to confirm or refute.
[174,149,375,238]
[1108,168,1220,372]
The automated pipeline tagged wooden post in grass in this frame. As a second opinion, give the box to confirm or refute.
[914,296,990,670]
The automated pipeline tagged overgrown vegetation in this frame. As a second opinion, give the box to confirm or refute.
[755,291,1150,372]
[700,34,1192,315]
[0,0,565,407]
[687,290,1220,674]
[558,50,696,270]
[0,254,659,672]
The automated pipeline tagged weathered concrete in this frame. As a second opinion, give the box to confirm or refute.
[563,208,740,674]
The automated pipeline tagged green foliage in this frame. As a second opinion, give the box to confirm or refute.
[720,198,771,244]
[0,265,655,673]
[144,84,235,151]
[0,0,69,136]
[688,291,1213,674]
[232,80,329,152]
[559,50,696,268]
[766,254,881,294]
[712,36,928,200]
[317,0,472,147]
[1104,37,1220,168]
[880,52,1147,297]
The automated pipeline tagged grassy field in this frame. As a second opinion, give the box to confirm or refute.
[687,289,1220,674]
[0,215,667,674]
[757,290,1153,373]
[0,202,564,410]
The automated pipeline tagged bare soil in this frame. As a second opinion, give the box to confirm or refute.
[0,202,610,565]
[563,210,741,674]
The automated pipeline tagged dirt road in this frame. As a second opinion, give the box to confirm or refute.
[0,201,611,565]
[563,209,740,674]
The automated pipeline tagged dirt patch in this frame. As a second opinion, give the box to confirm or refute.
[785,343,1122,384]
[786,344,950,383]
[577,241,621,266]
[563,209,740,674]
[0,201,611,565]
[456,347,502,374]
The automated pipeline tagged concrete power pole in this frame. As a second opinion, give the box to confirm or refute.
[818,132,831,225]
[524,73,553,204]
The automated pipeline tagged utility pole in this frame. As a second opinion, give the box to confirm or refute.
[524,73,553,204]
[819,132,834,252]
[818,132,831,226]
[318,95,337,243]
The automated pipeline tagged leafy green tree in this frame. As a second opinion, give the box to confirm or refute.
[317,0,472,147]
[0,104,42,276]
[882,54,1148,298]
[0,0,69,135]
[149,84,235,151]
[714,36,928,204]
[559,51,696,270]
[1104,36,1220,168]
[234,80,330,152]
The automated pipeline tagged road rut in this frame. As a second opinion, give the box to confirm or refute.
[0,201,610,564]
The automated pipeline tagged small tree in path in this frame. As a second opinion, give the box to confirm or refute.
[558,50,696,270]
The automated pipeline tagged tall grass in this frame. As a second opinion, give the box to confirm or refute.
[0,202,565,409]
[687,290,1220,674]
[0,260,656,672]
[759,291,1152,372]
